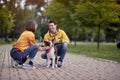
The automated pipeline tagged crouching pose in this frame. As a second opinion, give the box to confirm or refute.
[41,20,70,67]
[10,20,42,69]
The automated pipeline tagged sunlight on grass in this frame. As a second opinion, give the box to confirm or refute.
[68,42,120,62]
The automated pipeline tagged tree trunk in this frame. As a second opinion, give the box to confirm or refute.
[97,10,101,50]
[5,29,9,42]
[74,37,77,47]
[74,27,77,47]
[97,24,100,50]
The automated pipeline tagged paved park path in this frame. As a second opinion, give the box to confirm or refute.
[0,44,120,80]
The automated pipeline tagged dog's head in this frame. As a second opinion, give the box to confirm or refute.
[44,41,53,47]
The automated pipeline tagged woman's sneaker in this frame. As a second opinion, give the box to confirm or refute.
[22,64,36,69]
[11,58,22,68]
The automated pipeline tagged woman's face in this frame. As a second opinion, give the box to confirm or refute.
[48,23,57,34]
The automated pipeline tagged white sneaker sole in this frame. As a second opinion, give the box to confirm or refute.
[22,66,36,69]
[22,65,36,69]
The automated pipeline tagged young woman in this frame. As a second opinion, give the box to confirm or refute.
[10,20,42,69]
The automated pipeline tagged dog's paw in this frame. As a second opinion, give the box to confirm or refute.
[47,65,50,68]
[55,64,58,68]
[52,66,54,69]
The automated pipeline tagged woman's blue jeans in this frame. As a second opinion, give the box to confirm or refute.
[41,43,68,62]
[10,45,38,63]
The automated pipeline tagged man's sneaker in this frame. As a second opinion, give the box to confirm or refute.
[22,64,36,69]
[29,61,33,65]
[57,61,62,67]
[11,58,22,68]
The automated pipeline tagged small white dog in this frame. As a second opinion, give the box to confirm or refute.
[44,41,57,69]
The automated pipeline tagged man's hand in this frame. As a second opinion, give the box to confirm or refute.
[54,38,62,44]
[39,44,44,47]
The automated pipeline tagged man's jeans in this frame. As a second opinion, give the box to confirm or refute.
[41,43,68,62]
[10,45,38,63]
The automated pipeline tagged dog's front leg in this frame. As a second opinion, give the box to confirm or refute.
[52,57,55,69]
[46,57,51,68]
[55,56,58,68]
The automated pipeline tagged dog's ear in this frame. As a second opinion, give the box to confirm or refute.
[44,41,50,46]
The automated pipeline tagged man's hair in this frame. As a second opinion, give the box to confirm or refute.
[25,20,38,32]
[48,20,56,25]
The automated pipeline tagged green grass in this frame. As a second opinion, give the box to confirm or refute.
[0,39,6,44]
[0,39,13,44]
[68,42,120,62]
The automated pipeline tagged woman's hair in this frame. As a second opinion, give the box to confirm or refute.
[25,20,38,32]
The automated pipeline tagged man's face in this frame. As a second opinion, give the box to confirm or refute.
[48,23,57,33]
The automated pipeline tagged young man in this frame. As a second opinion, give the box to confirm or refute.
[41,20,70,67]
